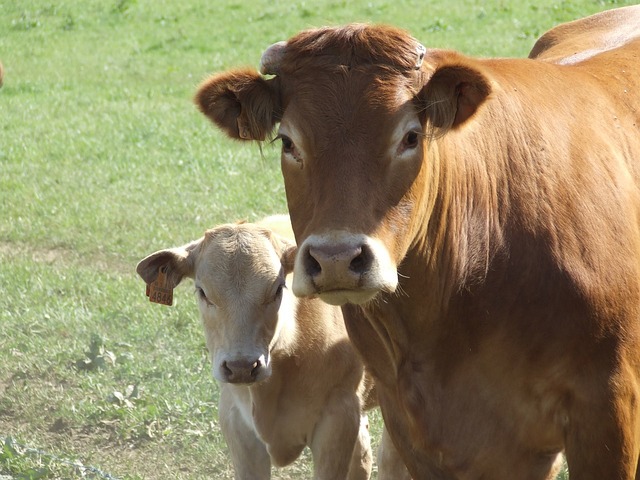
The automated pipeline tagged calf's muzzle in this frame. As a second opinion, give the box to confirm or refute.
[221,357,266,384]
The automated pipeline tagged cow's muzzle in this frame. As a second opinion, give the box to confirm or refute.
[292,232,398,305]
[306,243,373,279]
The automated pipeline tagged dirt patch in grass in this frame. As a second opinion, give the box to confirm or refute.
[0,241,133,276]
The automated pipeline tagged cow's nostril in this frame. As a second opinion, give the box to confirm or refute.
[222,361,232,377]
[349,245,372,274]
[305,249,322,276]
[350,255,365,272]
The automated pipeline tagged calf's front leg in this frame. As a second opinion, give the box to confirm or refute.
[219,387,271,480]
[377,426,412,480]
[310,393,371,480]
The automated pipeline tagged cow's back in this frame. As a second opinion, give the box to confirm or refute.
[530,5,640,64]
[258,214,296,243]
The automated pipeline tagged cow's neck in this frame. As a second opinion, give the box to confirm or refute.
[377,128,509,356]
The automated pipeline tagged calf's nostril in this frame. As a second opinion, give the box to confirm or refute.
[250,359,262,378]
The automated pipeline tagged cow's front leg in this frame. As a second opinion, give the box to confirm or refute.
[219,387,271,480]
[309,393,370,480]
[564,367,640,480]
[377,426,413,480]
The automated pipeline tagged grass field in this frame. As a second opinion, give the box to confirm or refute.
[0,0,635,478]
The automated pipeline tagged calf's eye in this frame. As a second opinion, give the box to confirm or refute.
[195,286,215,307]
[273,283,284,302]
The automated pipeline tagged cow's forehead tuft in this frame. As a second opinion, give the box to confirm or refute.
[280,24,425,74]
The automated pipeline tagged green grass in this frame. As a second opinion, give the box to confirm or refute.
[0,0,633,478]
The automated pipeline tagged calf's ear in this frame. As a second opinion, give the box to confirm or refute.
[268,233,296,274]
[419,57,492,131]
[281,244,297,275]
[136,239,201,289]
[195,68,279,141]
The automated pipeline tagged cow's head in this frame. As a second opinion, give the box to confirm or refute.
[137,223,296,384]
[196,24,491,305]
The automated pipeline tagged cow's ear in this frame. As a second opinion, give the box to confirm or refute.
[195,68,279,141]
[136,239,201,289]
[419,60,491,131]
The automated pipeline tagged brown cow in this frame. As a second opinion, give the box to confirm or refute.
[195,7,640,480]
[137,216,409,480]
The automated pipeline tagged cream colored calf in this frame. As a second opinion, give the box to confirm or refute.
[137,216,376,479]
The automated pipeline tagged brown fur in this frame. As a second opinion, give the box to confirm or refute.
[195,8,640,479]
[195,69,278,141]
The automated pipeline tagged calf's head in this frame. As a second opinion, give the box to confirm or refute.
[196,24,491,305]
[137,223,296,384]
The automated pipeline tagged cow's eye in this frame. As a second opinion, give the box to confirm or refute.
[195,286,215,307]
[280,135,294,154]
[276,133,304,169]
[402,130,420,150]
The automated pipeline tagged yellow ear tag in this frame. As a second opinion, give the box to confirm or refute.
[147,265,174,306]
